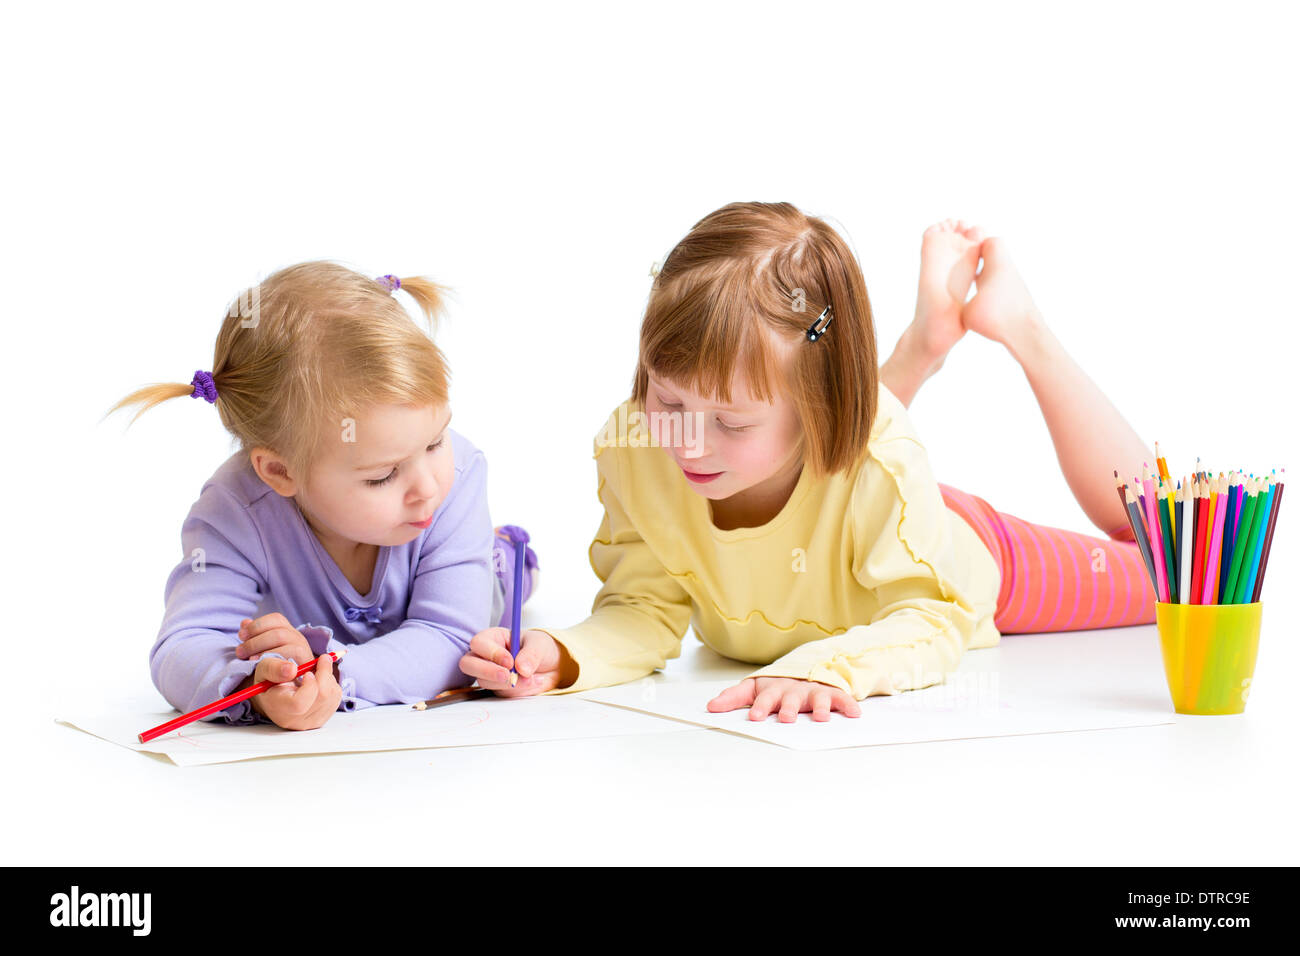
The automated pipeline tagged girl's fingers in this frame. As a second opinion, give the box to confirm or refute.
[287,672,318,715]
[458,652,514,687]
[264,660,339,730]
[513,631,554,679]
[253,657,300,684]
[315,653,337,684]
[243,641,314,665]
[706,680,755,713]
[516,670,555,693]
[236,630,271,654]
[240,613,292,638]
[264,681,296,701]
[490,675,545,698]
[311,659,342,715]
[468,629,513,669]
[268,641,316,664]
[811,688,832,722]
[748,684,784,721]
[237,630,308,659]
[834,690,862,718]
[778,689,804,723]
[254,681,296,720]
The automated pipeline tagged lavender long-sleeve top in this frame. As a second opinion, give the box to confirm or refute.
[150,429,500,724]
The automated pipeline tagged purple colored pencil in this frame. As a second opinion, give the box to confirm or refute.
[510,539,525,678]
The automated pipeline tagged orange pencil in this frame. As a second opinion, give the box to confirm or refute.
[1155,443,1175,537]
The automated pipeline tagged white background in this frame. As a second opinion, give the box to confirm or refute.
[2,1,1296,865]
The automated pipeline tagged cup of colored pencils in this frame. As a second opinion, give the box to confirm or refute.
[1114,445,1283,715]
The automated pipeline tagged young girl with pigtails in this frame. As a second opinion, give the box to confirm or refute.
[111,263,537,730]
[461,202,1156,723]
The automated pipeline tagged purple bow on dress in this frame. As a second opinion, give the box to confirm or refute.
[344,605,384,625]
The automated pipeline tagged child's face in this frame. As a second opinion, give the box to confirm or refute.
[645,363,803,504]
[296,402,455,548]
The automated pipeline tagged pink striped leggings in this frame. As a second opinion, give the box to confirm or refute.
[939,484,1156,633]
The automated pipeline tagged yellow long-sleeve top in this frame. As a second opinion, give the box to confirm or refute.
[537,383,1002,698]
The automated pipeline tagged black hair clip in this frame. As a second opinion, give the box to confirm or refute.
[805,305,833,341]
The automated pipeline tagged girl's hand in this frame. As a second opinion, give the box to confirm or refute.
[459,627,573,697]
[247,654,341,730]
[235,613,315,664]
[707,677,862,723]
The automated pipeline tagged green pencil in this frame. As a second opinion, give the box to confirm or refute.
[1157,477,1178,602]
[1231,477,1271,605]
[1221,478,1259,605]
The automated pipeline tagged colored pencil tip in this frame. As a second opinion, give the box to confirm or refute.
[509,672,519,688]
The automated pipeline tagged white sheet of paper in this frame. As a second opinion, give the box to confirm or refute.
[60,694,695,767]
[578,678,1174,751]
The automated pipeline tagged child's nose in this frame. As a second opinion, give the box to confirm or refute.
[410,461,442,505]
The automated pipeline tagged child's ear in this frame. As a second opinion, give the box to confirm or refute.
[250,447,298,497]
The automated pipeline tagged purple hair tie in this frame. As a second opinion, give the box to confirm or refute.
[190,370,218,403]
[377,274,401,293]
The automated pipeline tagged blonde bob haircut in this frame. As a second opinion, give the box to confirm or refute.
[632,201,879,477]
[108,261,451,490]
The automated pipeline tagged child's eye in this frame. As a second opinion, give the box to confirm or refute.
[717,420,750,433]
[368,440,443,486]
[657,396,681,409]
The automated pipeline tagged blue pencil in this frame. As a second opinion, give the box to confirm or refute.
[509,539,525,686]
[1217,477,1240,603]
[1173,481,1183,597]
[1240,476,1275,603]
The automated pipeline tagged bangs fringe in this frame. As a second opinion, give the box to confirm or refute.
[631,202,879,476]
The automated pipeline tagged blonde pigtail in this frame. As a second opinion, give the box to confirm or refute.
[392,276,452,333]
[104,380,213,426]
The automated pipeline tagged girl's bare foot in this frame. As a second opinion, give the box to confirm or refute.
[914,219,984,360]
[880,219,983,407]
[960,237,1044,359]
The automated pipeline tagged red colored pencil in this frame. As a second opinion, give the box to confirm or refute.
[138,652,341,743]
[1191,477,1208,604]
